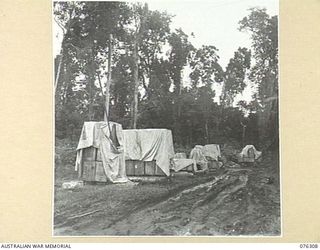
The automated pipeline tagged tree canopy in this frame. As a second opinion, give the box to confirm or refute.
[54,3,278,149]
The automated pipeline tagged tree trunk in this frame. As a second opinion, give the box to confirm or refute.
[104,33,113,122]
[131,34,139,129]
[172,70,182,144]
[61,64,68,106]
[241,122,246,147]
[88,48,95,121]
[177,72,182,117]
[97,72,107,121]
[258,70,278,145]
[88,71,94,121]
[215,120,220,135]
[131,4,148,129]
[54,49,63,94]
[205,119,209,144]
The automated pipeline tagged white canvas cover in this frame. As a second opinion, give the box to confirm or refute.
[190,145,208,170]
[171,152,196,172]
[75,121,128,183]
[123,129,175,176]
[239,145,262,160]
[171,159,196,172]
[190,145,207,162]
[202,144,221,161]
[174,152,187,159]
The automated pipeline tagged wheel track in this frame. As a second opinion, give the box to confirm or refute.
[102,170,250,235]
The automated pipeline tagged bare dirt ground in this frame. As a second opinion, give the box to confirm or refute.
[54,141,280,236]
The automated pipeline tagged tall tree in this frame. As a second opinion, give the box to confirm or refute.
[54,1,132,121]
[168,29,194,95]
[139,9,172,98]
[189,45,224,139]
[167,29,194,143]
[80,1,131,120]
[221,47,251,107]
[125,4,173,128]
[239,8,278,145]
[189,45,224,88]
[53,2,81,94]
[130,3,148,129]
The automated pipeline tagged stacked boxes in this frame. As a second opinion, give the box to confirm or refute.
[80,147,107,182]
[125,160,166,176]
[79,147,166,182]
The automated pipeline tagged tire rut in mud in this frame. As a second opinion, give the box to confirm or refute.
[54,173,222,235]
[102,170,250,235]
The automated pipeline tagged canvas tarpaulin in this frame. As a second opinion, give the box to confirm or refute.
[123,129,175,176]
[174,152,187,159]
[190,145,208,170]
[170,152,196,172]
[171,159,195,172]
[75,121,128,183]
[202,144,221,161]
[239,145,262,160]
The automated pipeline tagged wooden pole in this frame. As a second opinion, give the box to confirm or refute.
[88,57,94,121]
[132,31,139,129]
[104,33,113,122]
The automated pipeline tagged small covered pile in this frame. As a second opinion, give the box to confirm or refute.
[171,152,197,173]
[187,144,223,172]
[238,145,262,163]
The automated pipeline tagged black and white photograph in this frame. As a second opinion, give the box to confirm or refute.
[53,0,280,236]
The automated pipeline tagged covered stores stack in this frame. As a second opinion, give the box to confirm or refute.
[75,122,176,183]
[73,121,252,184]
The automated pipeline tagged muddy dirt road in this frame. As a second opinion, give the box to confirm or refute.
[103,171,250,235]
[54,153,280,236]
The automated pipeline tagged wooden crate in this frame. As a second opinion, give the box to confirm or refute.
[81,161,108,182]
[125,160,135,176]
[82,161,96,182]
[126,160,144,176]
[95,162,107,182]
[80,150,168,180]
[96,148,102,162]
[82,147,97,161]
[125,160,166,176]
[154,165,166,176]
[133,161,145,176]
[144,161,156,175]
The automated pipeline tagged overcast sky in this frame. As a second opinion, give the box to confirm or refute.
[148,0,278,68]
[146,0,278,103]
